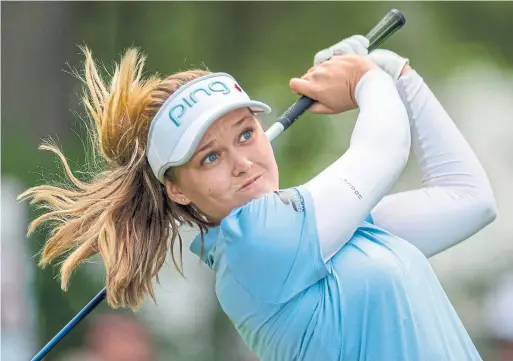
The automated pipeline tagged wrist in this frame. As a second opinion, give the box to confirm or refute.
[351,59,380,104]
[354,69,395,107]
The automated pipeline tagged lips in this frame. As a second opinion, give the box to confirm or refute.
[239,175,262,191]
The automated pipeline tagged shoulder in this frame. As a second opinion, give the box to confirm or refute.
[217,187,327,304]
[220,187,313,243]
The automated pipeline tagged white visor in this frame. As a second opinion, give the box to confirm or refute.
[146,72,271,183]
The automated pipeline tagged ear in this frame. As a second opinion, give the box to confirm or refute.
[164,179,191,206]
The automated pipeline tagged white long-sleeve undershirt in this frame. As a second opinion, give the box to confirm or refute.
[305,69,497,262]
[369,70,497,258]
[303,69,411,261]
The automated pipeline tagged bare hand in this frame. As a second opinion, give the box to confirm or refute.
[289,54,378,114]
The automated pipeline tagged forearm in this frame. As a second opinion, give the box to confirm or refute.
[304,69,411,262]
[371,69,497,257]
[399,69,492,190]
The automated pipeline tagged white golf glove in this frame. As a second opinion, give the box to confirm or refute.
[367,49,409,81]
[313,35,409,81]
[313,35,370,65]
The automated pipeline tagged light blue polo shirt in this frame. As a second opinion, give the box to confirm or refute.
[190,186,482,361]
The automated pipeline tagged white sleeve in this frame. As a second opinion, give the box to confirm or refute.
[370,70,497,258]
[303,69,411,262]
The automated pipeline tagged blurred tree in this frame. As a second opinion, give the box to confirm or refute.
[431,2,513,63]
[1,2,107,357]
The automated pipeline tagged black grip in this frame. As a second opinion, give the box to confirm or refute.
[276,9,406,131]
[367,9,406,51]
[278,96,316,129]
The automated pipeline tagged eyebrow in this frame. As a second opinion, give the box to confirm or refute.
[233,114,253,128]
[194,140,215,158]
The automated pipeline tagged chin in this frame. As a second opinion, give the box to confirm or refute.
[235,177,276,206]
[236,189,266,208]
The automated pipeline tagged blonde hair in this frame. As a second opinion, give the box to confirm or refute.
[18,46,213,310]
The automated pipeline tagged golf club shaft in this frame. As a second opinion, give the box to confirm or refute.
[31,288,107,361]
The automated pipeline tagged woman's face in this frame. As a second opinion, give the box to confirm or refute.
[165,107,279,222]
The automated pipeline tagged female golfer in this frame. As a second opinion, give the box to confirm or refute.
[21,34,496,361]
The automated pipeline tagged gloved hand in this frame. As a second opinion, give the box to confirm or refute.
[313,35,369,65]
[313,35,409,81]
[367,49,409,81]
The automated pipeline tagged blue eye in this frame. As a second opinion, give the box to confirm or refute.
[240,129,253,142]
[203,153,218,164]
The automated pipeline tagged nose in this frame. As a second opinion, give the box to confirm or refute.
[231,152,253,176]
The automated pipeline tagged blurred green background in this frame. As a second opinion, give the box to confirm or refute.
[2,2,513,361]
